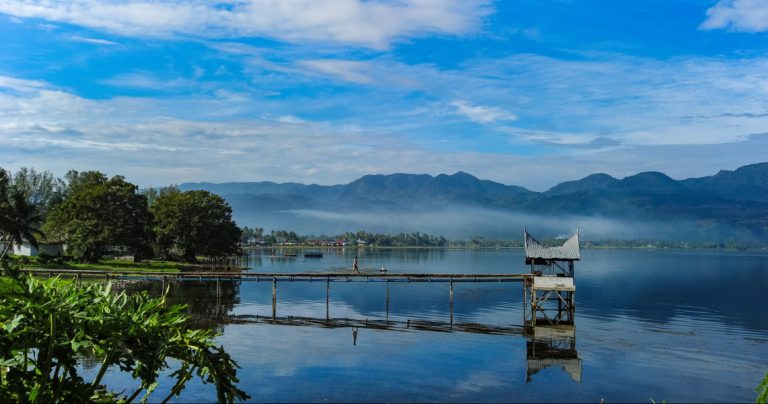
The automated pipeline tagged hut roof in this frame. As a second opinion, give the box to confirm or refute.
[524,229,580,261]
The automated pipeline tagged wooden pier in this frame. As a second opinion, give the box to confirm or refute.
[22,268,530,283]
[23,268,536,328]
[21,229,579,331]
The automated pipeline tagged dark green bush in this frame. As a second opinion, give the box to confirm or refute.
[0,259,249,403]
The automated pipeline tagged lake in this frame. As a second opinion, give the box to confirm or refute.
[96,248,768,402]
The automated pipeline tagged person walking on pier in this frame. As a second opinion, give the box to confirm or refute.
[353,256,359,274]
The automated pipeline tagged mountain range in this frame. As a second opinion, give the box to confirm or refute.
[179,162,768,241]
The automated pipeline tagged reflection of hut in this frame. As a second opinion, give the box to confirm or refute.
[526,324,581,383]
[523,229,578,327]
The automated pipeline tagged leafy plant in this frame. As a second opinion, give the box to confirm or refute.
[758,372,768,404]
[0,259,249,403]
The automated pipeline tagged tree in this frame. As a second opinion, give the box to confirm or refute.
[0,169,45,259]
[140,185,179,208]
[240,226,264,244]
[44,172,153,262]
[151,189,241,262]
[11,167,66,216]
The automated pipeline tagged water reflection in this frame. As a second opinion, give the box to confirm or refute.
[136,277,583,384]
[526,325,581,383]
[105,249,768,402]
[123,279,242,331]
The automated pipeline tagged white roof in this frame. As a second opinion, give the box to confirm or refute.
[524,229,580,261]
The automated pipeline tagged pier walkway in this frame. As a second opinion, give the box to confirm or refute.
[21,268,531,283]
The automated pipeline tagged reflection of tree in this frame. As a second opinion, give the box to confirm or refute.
[116,279,241,330]
[351,248,447,266]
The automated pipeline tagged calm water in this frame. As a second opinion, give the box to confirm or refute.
[97,248,768,402]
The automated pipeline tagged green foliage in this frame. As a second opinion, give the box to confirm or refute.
[1,168,45,259]
[0,259,250,403]
[260,229,449,247]
[240,226,264,244]
[757,372,768,404]
[44,172,153,263]
[340,231,448,247]
[11,167,67,216]
[151,189,241,262]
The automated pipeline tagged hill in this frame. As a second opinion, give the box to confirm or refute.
[179,163,768,241]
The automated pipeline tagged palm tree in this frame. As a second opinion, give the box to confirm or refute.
[0,189,45,259]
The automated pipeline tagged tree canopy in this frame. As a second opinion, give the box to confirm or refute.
[11,167,66,216]
[0,168,45,258]
[151,189,241,262]
[44,172,153,262]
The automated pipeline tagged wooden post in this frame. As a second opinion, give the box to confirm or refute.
[216,277,221,316]
[531,286,537,327]
[385,280,390,323]
[449,279,454,327]
[272,277,277,320]
[523,281,527,327]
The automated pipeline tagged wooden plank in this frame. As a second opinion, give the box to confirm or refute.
[532,276,575,291]
[19,268,532,283]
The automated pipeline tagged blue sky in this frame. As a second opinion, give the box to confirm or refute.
[1,0,767,190]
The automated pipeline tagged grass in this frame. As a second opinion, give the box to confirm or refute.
[65,260,185,273]
[8,255,185,273]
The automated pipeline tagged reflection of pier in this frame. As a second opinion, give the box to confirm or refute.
[24,269,532,328]
[192,312,580,383]
[207,314,527,336]
[526,324,581,383]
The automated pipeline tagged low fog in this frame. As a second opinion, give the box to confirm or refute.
[234,206,756,241]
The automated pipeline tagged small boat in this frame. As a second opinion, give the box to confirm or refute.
[284,253,297,257]
[304,252,323,258]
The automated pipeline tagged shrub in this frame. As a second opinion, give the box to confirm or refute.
[0,260,249,403]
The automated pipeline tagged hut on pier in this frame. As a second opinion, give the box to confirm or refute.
[523,229,579,327]
[524,228,579,276]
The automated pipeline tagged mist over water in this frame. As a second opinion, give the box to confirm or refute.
[273,207,751,240]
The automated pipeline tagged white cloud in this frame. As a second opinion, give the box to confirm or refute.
[275,115,305,124]
[100,72,193,90]
[701,0,768,32]
[66,35,119,45]
[0,76,49,92]
[3,48,768,191]
[297,60,374,84]
[451,100,517,123]
[0,0,492,49]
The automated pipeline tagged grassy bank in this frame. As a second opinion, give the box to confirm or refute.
[8,256,184,273]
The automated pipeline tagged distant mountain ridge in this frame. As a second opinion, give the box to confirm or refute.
[180,162,768,240]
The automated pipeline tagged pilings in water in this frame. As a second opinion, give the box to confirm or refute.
[22,268,577,332]
[272,277,277,320]
[523,276,575,327]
